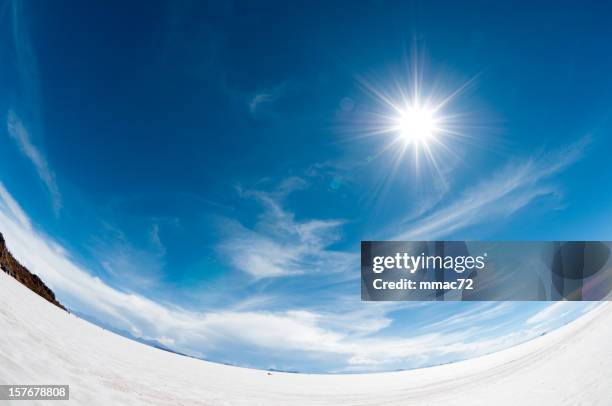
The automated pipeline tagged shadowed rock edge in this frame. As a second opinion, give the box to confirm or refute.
[0,231,65,310]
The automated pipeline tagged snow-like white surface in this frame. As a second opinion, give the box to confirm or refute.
[1,271,610,406]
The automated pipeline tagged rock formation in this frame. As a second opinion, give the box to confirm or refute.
[0,232,65,310]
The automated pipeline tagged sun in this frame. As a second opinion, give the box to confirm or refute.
[395,106,438,144]
[351,46,481,189]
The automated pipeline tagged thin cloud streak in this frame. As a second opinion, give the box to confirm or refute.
[394,137,589,240]
[6,1,61,214]
[527,302,574,326]
[248,81,290,114]
[6,110,62,214]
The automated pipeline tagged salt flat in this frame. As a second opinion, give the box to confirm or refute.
[0,271,610,406]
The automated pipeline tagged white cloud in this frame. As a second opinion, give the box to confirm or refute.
[0,182,551,371]
[395,137,589,240]
[526,302,573,325]
[425,302,514,331]
[219,179,356,279]
[249,92,275,113]
[7,2,61,214]
[6,110,62,214]
[248,81,293,114]
[0,183,31,229]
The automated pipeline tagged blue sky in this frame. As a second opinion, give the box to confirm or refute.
[0,0,611,372]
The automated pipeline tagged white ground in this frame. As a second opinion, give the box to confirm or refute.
[1,271,610,406]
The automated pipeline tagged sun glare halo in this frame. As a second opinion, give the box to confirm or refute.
[395,107,438,144]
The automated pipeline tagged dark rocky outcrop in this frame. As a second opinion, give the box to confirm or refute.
[0,231,65,310]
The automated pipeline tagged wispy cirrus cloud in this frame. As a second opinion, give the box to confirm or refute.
[526,302,572,325]
[248,81,299,115]
[0,182,31,229]
[6,110,62,214]
[424,302,514,331]
[88,221,167,290]
[5,2,61,214]
[218,177,356,279]
[526,301,599,326]
[394,137,589,240]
